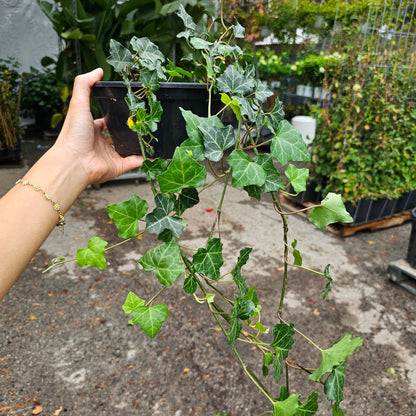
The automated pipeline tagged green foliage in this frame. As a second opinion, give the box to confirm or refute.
[0,57,25,149]
[311,16,416,202]
[50,5,362,415]
[21,65,62,127]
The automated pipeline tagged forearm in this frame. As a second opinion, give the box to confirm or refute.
[0,144,88,300]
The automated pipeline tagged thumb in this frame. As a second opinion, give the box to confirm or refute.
[68,68,104,113]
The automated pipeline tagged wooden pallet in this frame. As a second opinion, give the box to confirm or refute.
[280,195,412,237]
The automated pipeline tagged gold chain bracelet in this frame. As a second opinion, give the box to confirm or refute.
[16,179,65,228]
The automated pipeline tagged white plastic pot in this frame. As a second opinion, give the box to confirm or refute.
[291,115,316,146]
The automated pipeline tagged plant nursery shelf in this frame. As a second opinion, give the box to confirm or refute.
[281,195,413,237]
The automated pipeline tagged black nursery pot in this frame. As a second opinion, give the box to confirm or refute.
[92,81,215,158]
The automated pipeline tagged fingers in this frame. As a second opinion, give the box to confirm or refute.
[121,155,145,173]
[69,68,104,112]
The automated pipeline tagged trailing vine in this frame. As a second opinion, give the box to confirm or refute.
[47,5,361,415]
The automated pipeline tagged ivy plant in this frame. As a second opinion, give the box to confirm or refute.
[48,5,361,415]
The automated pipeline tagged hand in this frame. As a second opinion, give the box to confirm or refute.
[55,68,144,185]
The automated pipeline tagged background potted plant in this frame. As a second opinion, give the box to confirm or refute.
[49,4,362,415]
[0,57,25,164]
[21,64,63,136]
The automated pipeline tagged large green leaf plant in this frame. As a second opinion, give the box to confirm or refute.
[48,5,361,415]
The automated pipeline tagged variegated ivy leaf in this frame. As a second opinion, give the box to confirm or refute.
[125,88,144,113]
[272,394,300,416]
[106,194,148,239]
[268,99,285,127]
[309,333,363,382]
[108,39,133,72]
[175,188,199,216]
[139,239,185,286]
[122,291,145,314]
[233,96,258,122]
[254,79,274,103]
[199,124,236,162]
[270,323,295,383]
[271,120,311,165]
[142,158,168,181]
[309,193,354,230]
[244,153,284,199]
[139,70,160,90]
[145,193,186,238]
[179,109,224,161]
[130,37,165,72]
[158,147,207,193]
[192,238,224,281]
[231,247,252,296]
[131,303,169,338]
[176,4,198,37]
[227,149,267,188]
[76,237,108,270]
[217,66,254,96]
[285,164,309,194]
[232,21,245,38]
[190,37,213,50]
[324,361,346,409]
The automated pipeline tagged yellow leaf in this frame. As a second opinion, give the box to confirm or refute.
[30,315,37,320]
[32,403,43,414]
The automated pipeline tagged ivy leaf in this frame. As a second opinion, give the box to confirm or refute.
[270,323,295,383]
[108,39,133,72]
[227,149,267,188]
[285,164,309,194]
[268,99,285,127]
[122,291,145,314]
[131,303,169,338]
[106,194,148,239]
[139,239,185,286]
[145,193,187,238]
[232,21,245,38]
[180,109,225,161]
[217,65,254,96]
[324,362,346,409]
[291,239,302,266]
[76,237,108,270]
[296,391,319,416]
[193,238,224,281]
[183,275,198,294]
[200,124,236,162]
[139,69,160,90]
[272,393,300,416]
[227,317,242,343]
[244,153,284,198]
[322,264,333,299]
[142,158,168,181]
[175,187,200,215]
[231,294,256,321]
[234,95,258,122]
[221,93,241,120]
[157,147,207,193]
[271,120,310,165]
[309,333,363,382]
[331,404,345,416]
[231,247,252,295]
[309,193,354,229]
[254,79,273,102]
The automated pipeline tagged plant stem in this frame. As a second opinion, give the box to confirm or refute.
[146,286,167,307]
[211,172,231,239]
[272,194,289,317]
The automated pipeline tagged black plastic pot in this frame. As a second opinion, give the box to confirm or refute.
[406,208,416,268]
[92,81,218,158]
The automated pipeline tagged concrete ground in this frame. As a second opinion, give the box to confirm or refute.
[1,138,415,415]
